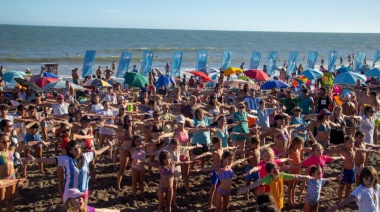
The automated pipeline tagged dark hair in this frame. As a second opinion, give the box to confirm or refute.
[221,151,234,165]
[264,162,277,173]
[364,105,374,115]
[309,165,322,176]
[257,192,276,208]
[123,115,132,129]
[159,150,172,166]
[302,88,309,94]
[0,119,11,131]
[258,203,278,212]
[0,104,9,111]
[131,135,143,148]
[359,166,378,188]
[355,130,365,138]
[91,94,99,104]
[212,137,222,145]
[66,140,84,167]
[28,105,36,111]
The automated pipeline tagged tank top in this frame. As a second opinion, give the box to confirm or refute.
[175,129,189,145]
[317,96,330,112]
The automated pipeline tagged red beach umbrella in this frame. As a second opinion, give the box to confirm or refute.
[188,71,214,82]
[244,69,270,81]
[35,77,60,88]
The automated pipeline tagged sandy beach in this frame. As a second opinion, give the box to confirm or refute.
[12,143,368,212]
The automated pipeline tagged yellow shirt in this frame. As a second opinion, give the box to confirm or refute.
[261,172,294,209]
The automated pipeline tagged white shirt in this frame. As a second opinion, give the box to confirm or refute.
[103,93,117,104]
[97,109,115,135]
[52,103,69,116]
[359,112,380,144]
[351,184,380,212]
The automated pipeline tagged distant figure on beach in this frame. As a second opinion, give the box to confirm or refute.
[54,65,59,76]
[240,62,245,70]
[104,66,113,81]
[263,65,267,74]
[72,68,79,85]
[297,64,303,75]
[165,63,170,75]
[76,53,80,57]
[96,66,103,79]
[112,61,117,72]
[340,57,343,65]
[321,58,324,66]
[25,68,31,76]
[279,68,286,82]
[364,56,367,65]
[132,65,138,73]
[348,54,351,62]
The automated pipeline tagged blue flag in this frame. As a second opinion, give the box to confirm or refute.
[355,51,366,71]
[373,50,380,67]
[267,51,277,76]
[221,51,232,71]
[287,51,298,75]
[328,51,338,72]
[81,50,96,78]
[307,51,318,69]
[170,51,183,77]
[196,50,208,72]
[249,51,261,69]
[116,52,132,78]
[141,50,154,76]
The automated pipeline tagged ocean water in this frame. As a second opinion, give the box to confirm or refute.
[1,24,380,79]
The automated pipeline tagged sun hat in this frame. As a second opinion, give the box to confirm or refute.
[63,188,84,203]
[291,106,303,113]
[176,115,186,124]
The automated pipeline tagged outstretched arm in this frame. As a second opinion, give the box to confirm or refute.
[237,180,263,195]
[326,195,357,212]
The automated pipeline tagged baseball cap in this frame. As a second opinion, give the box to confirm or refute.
[319,109,332,116]
[58,94,64,99]
[176,115,186,124]
[63,188,84,203]
[117,96,125,101]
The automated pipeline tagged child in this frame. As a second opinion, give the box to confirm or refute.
[329,135,378,201]
[142,150,193,212]
[286,136,311,206]
[238,162,311,210]
[236,136,272,200]
[326,166,380,212]
[194,137,236,210]
[353,130,380,186]
[193,151,247,212]
[285,143,344,178]
[245,147,290,194]
[304,165,336,212]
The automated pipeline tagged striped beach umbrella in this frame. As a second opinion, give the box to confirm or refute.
[2,71,26,83]
[42,80,88,91]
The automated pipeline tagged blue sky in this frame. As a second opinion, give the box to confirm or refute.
[1,0,379,33]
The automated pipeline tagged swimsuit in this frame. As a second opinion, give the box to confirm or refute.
[158,164,175,193]
[131,148,146,171]
[341,169,356,184]
[245,165,259,181]
[305,179,326,206]
[216,167,235,196]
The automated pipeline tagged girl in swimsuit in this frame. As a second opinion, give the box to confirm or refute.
[112,106,126,170]
[193,151,247,212]
[297,109,339,149]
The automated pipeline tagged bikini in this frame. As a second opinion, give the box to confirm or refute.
[158,164,175,192]
[152,122,165,148]
[0,150,15,179]
[79,128,94,152]
[316,122,330,145]
[216,167,235,196]
[176,130,189,161]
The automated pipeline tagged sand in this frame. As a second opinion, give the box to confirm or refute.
[12,146,368,212]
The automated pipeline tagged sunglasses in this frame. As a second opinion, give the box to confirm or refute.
[1,141,8,144]
[154,115,160,117]
[238,107,245,109]
[62,129,70,133]
[368,111,374,113]
[7,125,13,128]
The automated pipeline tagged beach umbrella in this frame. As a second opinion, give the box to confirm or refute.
[223,67,243,76]
[2,71,26,83]
[198,68,209,76]
[225,79,259,90]
[238,75,254,83]
[14,78,41,92]
[155,74,176,88]
[188,71,214,82]
[82,78,112,87]
[299,69,323,80]
[360,64,371,72]
[34,77,60,88]
[260,80,290,90]
[43,72,59,78]
[293,76,308,86]
[365,68,380,77]
[244,69,270,81]
[41,80,88,91]
[124,72,149,88]
[336,66,352,73]
[333,72,367,85]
